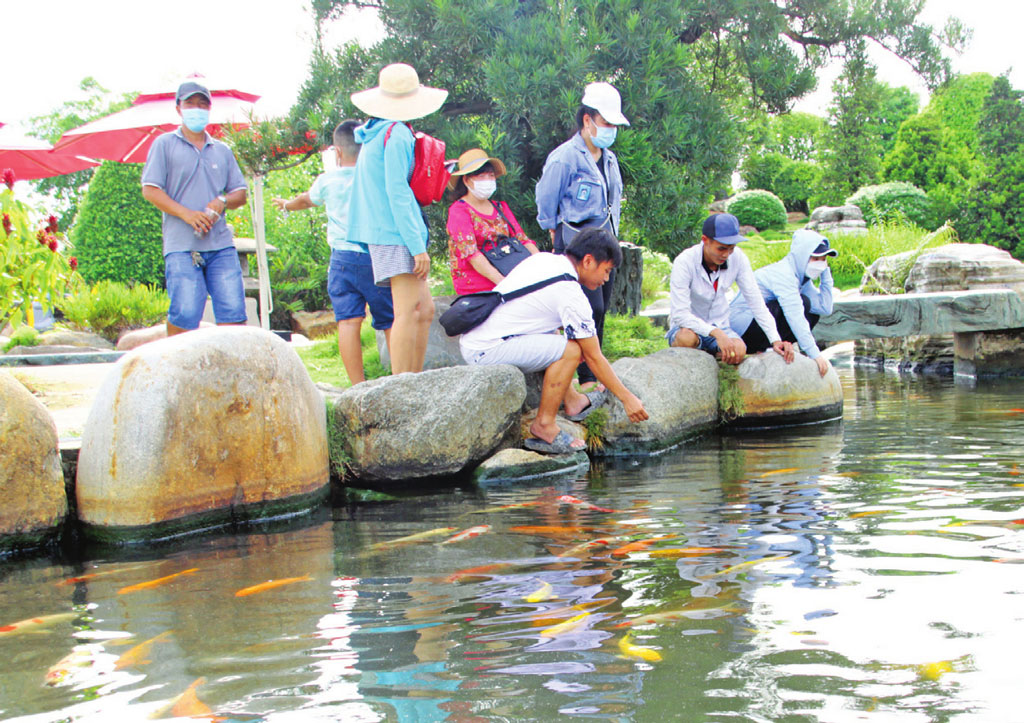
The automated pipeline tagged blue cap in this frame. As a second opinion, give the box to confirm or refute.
[813,238,839,257]
[702,213,745,245]
[175,81,211,104]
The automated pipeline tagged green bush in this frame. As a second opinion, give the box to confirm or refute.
[739,153,820,214]
[641,247,672,305]
[727,190,788,230]
[70,162,165,287]
[4,326,40,352]
[603,314,667,363]
[846,181,935,229]
[58,281,170,342]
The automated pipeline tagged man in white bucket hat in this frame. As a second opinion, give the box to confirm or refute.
[347,63,448,374]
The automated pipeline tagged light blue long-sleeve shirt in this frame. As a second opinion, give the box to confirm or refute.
[347,119,428,255]
[729,229,835,358]
[534,132,622,233]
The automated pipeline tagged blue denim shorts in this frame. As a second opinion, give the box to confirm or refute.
[165,247,247,329]
[666,324,722,355]
[328,249,395,330]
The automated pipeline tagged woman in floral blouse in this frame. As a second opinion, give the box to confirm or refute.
[446,148,539,294]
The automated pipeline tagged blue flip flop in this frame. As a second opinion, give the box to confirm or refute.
[524,430,583,455]
[566,389,607,422]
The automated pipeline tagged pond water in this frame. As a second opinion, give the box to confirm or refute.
[2,368,1023,722]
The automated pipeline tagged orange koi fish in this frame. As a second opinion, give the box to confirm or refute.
[114,630,173,670]
[56,562,152,587]
[849,510,889,519]
[539,612,591,638]
[757,468,801,478]
[440,525,491,545]
[530,599,615,627]
[170,677,224,720]
[117,568,198,595]
[0,612,77,637]
[509,525,593,537]
[648,547,726,558]
[556,495,620,513]
[235,575,313,598]
[444,563,513,583]
[1009,463,1020,476]
[609,534,679,558]
[557,536,627,558]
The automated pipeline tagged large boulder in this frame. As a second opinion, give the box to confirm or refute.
[39,329,115,349]
[906,243,1024,293]
[597,348,719,455]
[474,448,589,485]
[76,327,329,540]
[806,204,867,236]
[376,296,465,371]
[0,371,67,550]
[727,352,843,428]
[332,364,525,482]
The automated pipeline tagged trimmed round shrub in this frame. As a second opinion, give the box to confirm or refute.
[726,189,788,230]
[70,161,165,287]
[846,182,935,229]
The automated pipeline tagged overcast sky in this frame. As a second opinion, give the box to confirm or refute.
[1,0,1019,133]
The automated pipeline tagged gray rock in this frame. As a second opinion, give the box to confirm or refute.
[332,364,526,482]
[38,329,114,349]
[906,243,1024,293]
[0,371,67,551]
[809,205,842,224]
[639,297,670,330]
[709,198,729,213]
[837,205,864,221]
[473,448,589,484]
[290,310,336,340]
[376,296,465,371]
[4,345,105,356]
[76,327,329,539]
[727,352,843,428]
[598,348,719,455]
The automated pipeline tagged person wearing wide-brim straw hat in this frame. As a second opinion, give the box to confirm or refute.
[446,148,539,294]
[347,63,448,374]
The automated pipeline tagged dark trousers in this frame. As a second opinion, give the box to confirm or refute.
[741,296,819,353]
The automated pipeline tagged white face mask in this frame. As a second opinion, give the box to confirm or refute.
[468,178,496,200]
[805,259,828,279]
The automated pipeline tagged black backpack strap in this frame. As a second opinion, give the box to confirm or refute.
[492,202,515,235]
[499,273,575,303]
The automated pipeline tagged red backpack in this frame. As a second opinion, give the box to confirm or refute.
[384,122,450,206]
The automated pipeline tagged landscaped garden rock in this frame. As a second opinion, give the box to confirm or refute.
[376,297,465,371]
[76,327,329,540]
[290,310,336,340]
[727,352,843,428]
[806,204,867,235]
[116,322,214,351]
[473,447,589,484]
[332,364,525,482]
[597,348,719,455]
[0,371,67,550]
[39,329,114,349]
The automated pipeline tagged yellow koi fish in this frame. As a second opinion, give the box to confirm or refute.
[235,575,313,598]
[649,547,727,558]
[524,581,554,602]
[704,555,790,579]
[618,633,662,662]
[610,534,679,558]
[614,588,741,628]
[440,525,491,545]
[367,527,457,550]
[849,510,889,519]
[117,568,198,595]
[0,612,77,637]
[464,501,543,515]
[540,612,591,638]
[114,630,173,670]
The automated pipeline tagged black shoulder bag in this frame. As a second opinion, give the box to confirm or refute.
[482,202,532,276]
[439,273,575,337]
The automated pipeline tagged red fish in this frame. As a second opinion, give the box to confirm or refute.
[510,525,593,537]
[440,525,491,545]
[556,495,620,513]
[445,563,513,583]
[609,534,679,557]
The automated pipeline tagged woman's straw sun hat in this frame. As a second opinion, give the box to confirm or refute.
[351,63,448,122]
[447,148,506,189]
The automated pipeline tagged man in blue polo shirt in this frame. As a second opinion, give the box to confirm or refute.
[141,80,249,335]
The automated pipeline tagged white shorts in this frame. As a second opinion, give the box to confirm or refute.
[462,333,568,373]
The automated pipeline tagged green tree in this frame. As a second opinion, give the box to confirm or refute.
[873,83,919,154]
[296,0,960,256]
[959,75,1024,257]
[27,78,134,228]
[739,111,825,212]
[70,162,164,287]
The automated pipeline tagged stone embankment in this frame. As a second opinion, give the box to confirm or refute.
[0,327,841,549]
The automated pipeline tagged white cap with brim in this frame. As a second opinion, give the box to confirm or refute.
[582,82,630,126]
[351,63,448,122]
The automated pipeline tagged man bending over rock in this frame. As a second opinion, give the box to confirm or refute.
[460,228,648,454]
[667,212,795,366]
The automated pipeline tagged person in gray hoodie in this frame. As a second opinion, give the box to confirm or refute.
[729,229,836,377]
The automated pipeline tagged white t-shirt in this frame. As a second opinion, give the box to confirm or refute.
[459,252,597,353]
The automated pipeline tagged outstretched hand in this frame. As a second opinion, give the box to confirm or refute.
[772,340,795,363]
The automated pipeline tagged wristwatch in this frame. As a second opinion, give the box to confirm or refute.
[217,194,227,205]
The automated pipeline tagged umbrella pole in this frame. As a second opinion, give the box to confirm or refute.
[251,173,273,330]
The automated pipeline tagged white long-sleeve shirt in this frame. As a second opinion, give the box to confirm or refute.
[668,243,780,343]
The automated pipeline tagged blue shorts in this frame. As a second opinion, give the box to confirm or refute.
[328,249,395,330]
[666,324,723,355]
[165,247,247,329]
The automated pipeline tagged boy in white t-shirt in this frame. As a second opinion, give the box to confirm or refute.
[274,121,394,384]
[461,228,648,454]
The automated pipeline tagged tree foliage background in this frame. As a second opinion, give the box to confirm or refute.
[295,0,957,257]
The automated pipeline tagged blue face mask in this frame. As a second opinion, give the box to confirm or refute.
[181,107,209,133]
[591,125,617,149]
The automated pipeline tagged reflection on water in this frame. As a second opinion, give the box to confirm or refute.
[1,369,1023,721]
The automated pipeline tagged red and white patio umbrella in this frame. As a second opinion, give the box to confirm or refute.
[0,122,98,180]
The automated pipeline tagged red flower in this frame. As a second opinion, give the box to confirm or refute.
[2,214,11,236]
[69,256,78,271]
[47,214,59,233]
[305,130,318,141]
[48,238,58,252]
[2,168,14,189]
[37,229,48,245]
